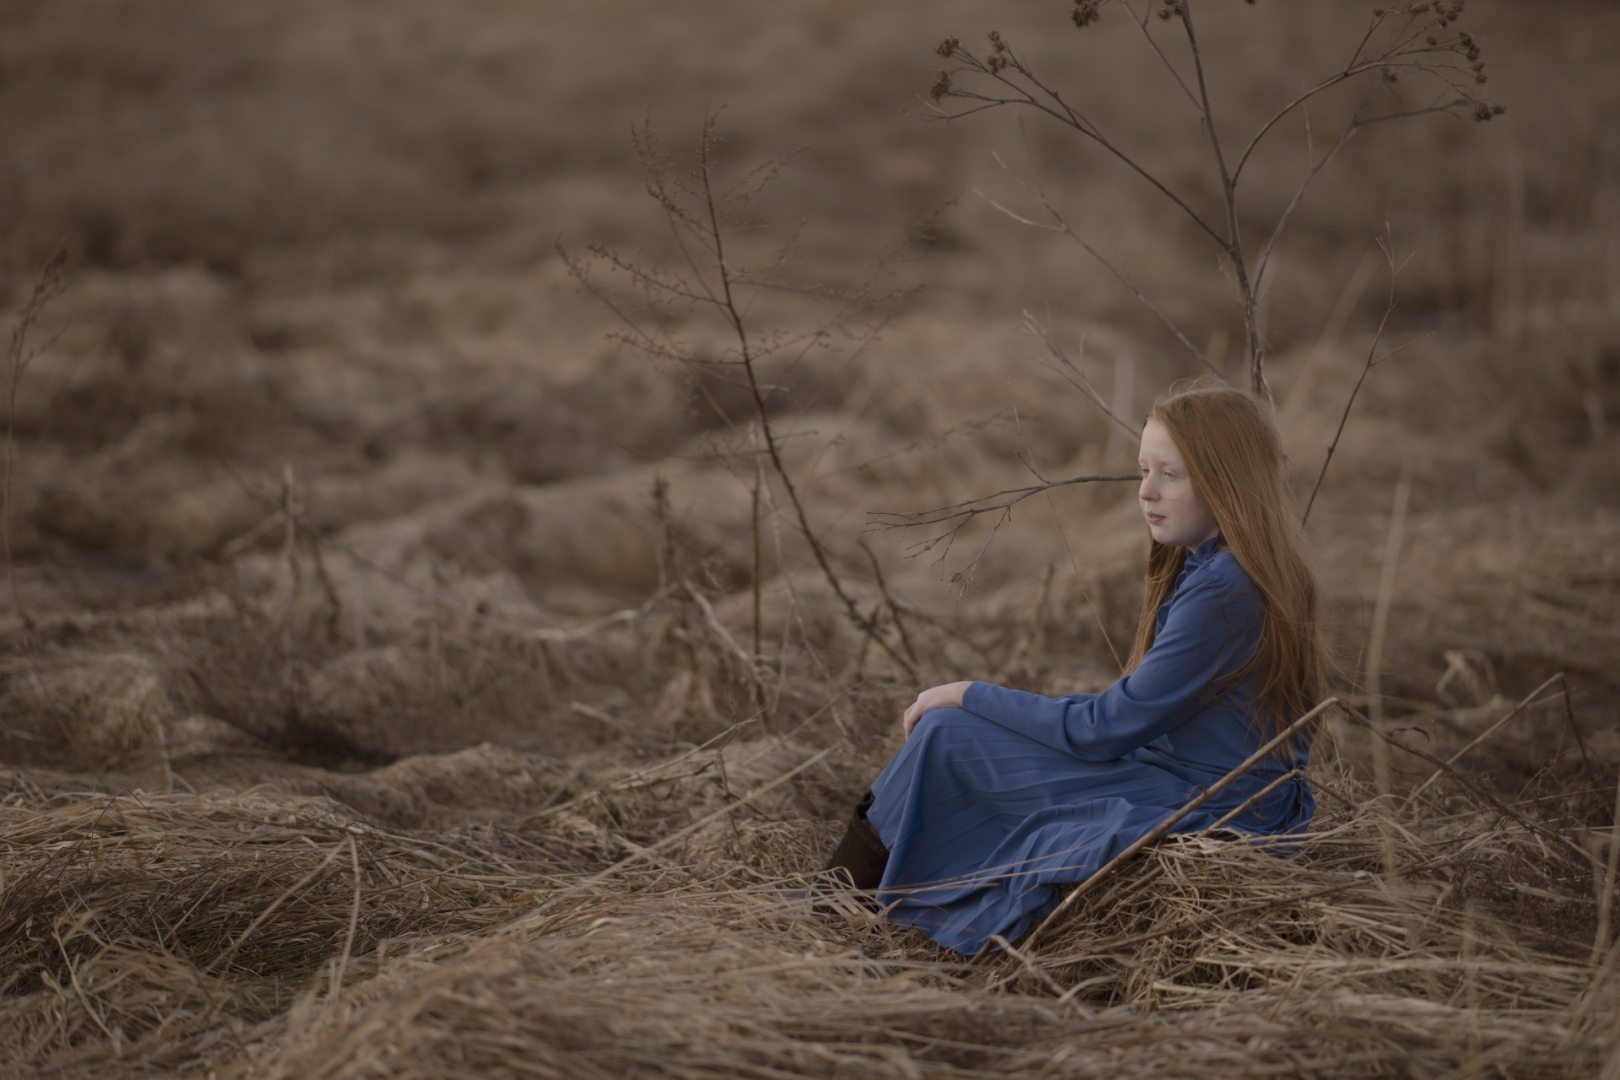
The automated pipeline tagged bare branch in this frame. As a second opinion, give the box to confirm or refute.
[933,48,1228,248]
[1018,312,1141,445]
[1252,78,1381,301]
[1302,237,1424,526]
[1172,1,1271,395]
[1121,0,1201,113]
[571,112,918,677]
[804,413,1010,490]
[984,153,1219,379]
[870,472,1136,588]
[1232,16,1496,183]
[1177,2,1237,229]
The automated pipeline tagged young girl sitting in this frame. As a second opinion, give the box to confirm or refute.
[826,383,1326,956]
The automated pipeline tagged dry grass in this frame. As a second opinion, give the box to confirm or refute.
[1,581,1616,1078]
[7,745,1617,1078]
[0,0,1618,1076]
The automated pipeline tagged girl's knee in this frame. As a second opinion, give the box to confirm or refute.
[913,705,968,733]
[911,707,986,749]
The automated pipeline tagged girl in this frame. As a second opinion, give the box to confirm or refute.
[825,383,1325,956]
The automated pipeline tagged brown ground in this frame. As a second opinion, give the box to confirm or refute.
[2,1,1618,1076]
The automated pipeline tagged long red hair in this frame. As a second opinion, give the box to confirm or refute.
[1124,383,1325,757]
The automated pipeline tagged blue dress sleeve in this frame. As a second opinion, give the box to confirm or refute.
[960,563,1261,761]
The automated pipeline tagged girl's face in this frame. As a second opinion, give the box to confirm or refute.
[1138,418,1221,550]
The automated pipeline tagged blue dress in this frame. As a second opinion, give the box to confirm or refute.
[865,535,1313,955]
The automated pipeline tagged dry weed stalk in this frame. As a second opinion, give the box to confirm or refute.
[929,0,1501,397]
[3,248,66,627]
[1301,236,1424,526]
[559,115,918,684]
[884,1,1503,581]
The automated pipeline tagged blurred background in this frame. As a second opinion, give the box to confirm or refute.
[0,0,1615,777]
[4,10,1620,1075]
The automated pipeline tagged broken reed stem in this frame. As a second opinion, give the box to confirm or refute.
[751,431,764,664]
[1593,760,1620,965]
[1205,768,1302,833]
[1013,697,1337,956]
[329,836,361,1002]
[1366,470,1410,880]
[155,715,176,794]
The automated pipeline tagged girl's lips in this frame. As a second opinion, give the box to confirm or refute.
[1145,512,1165,524]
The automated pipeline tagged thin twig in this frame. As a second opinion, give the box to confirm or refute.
[570,113,915,675]
[983,153,1215,378]
[1302,240,1417,526]
[869,473,1135,585]
[329,836,362,1002]
[858,538,919,670]
[1019,312,1146,441]
[1252,78,1382,304]
[4,248,66,629]
[1592,760,1620,965]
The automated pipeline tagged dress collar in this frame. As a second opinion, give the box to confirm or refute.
[1183,533,1225,570]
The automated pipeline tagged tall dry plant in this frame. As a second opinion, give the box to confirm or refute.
[3,249,66,628]
[930,0,1499,398]
[559,115,920,692]
[884,0,1502,581]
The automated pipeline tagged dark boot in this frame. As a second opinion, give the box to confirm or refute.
[825,791,889,890]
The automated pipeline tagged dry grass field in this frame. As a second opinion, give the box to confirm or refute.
[2,0,1618,1076]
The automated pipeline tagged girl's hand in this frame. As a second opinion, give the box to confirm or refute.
[902,681,974,737]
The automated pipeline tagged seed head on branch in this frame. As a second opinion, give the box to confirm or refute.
[877,0,1501,585]
[925,0,1502,401]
